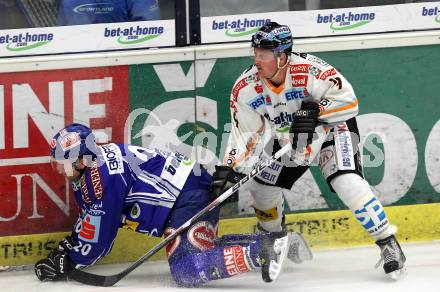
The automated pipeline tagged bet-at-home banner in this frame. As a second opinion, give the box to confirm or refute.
[1,45,440,239]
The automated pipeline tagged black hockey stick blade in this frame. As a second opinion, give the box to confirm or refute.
[69,143,293,286]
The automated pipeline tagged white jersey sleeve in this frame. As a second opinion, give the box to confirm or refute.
[224,68,268,173]
[298,54,358,125]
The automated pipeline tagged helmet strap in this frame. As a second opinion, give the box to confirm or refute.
[268,54,290,81]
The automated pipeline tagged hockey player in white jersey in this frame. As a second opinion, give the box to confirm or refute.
[210,22,406,278]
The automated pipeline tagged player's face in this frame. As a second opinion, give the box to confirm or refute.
[50,157,81,180]
[254,48,278,79]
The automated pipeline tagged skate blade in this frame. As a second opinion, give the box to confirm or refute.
[388,267,407,280]
[268,234,292,281]
[289,232,313,263]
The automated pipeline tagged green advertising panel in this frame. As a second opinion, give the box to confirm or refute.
[128,44,440,218]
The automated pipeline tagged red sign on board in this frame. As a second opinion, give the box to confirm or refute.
[0,66,129,236]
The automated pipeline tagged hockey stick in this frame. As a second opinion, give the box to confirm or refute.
[69,143,293,286]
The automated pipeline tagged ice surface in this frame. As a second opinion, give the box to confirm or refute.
[1,241,439,292]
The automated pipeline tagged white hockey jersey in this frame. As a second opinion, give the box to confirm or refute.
[225,52,359,173]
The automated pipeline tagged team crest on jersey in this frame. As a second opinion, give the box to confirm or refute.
[187,221,216,251]
[164,228,181,257]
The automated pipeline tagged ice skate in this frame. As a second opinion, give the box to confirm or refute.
[258,232,293,282]
[375,235,406,280]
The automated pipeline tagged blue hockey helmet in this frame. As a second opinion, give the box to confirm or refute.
[251,22,293,55]
[50,123,97,161]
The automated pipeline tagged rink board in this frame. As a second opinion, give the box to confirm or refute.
[1,202,439,267]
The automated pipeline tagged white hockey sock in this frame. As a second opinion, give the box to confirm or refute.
[331,173,396,240]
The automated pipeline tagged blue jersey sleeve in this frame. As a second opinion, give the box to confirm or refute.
[68,159,129,267]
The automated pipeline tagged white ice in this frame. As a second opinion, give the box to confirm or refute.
[1,241,439,292]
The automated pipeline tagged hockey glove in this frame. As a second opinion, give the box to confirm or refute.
[210,165,246,201]
[34,236,74,281]
[289,102,320,150]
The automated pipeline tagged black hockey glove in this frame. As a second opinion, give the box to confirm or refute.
[290,102,320,150]
[210,165,246,201]
[34,236,74,282]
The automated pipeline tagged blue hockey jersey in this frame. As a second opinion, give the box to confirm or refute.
[57,0,160,26]
[68,143,211,267]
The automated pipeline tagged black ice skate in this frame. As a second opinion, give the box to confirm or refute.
[375,235,406,279]
[258,232,293,282]
[256,217,313,264]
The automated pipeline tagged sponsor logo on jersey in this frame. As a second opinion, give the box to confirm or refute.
[164,227,181,257]
[223,246,251,276]
[78,215,101,243]
[211,17,271,37]
[317,11,375,30]
[90,160,103,199]
[320,68,337,80]
[188,221,216,251]
[292,75,308,87]
[285,88,307,101]
[87,201,106,216]
[319,98,333,112]
[422,6,440,24]
[307,55,331,67]
[264,111,295,128]
[335,124,355,169]
[226,149,237,166]
[273,102,286,109]
[254,84,263,93]
[101,143,124,174]
[290,64,310,74]
[232,78,248,102]
[308,65,322,79]
[265,95,272,105]
[247,95,265,110]
[80,174,91,204]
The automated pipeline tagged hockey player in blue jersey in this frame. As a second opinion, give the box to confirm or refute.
[34,123,312,286]
[57,0,160,26]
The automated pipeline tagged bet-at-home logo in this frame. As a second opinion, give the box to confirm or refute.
[211,18,270,37]
[0,32,54,52]
[317,11,375,30]
[421,6,440,24]
[104,25,164,45]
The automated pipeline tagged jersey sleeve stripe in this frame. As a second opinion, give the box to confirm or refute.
[319,99,358,117]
